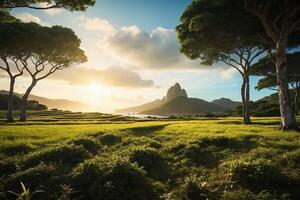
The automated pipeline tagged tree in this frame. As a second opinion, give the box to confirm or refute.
[240,0,300,130]
[0,10,24,122]
[0,22,87,121]
[0,0,95,11]
[177,0,266,124]
[252,52,300,114]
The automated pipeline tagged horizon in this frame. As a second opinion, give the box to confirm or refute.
[0,0,274,113]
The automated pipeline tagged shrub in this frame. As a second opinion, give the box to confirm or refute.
[1,143,33,155]
[71,158,158,200]
[4,163,58,200]
[129,148,169,180]
[0,160,17,177]
[280,149,300,167]
[22,144,91,169]
[70,137,100,154]
[181,179,211,200]
[100,134,122,145]
[223,161,290,192]
[180,143,220,167]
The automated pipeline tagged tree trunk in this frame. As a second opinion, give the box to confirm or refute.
[6,77,15,122]
[276,37,298,130]
[241,77,251,125]
[244,76,251,124]
[295,84,300,115]
[19,80,37,122]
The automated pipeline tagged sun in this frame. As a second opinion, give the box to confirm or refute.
[88,83,105,97]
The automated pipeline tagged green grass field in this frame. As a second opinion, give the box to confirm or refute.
[0,112,300,199]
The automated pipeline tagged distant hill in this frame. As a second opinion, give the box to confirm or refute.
[140,96,226,115]
[0,90,100,112]
[212,98,241,110]
[115,99,163,113]
[28,94,101,112]
[0,91,47,111]
[115,83,241,115]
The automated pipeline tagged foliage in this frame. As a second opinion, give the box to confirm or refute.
[70,137,100,154]
[99,134,122,145]
[0,94,48,111]
[21,144,91,169]
[0,0,95,11]
[71,158,158,200]
[129,147,170,180]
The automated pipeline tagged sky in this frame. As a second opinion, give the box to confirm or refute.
[0,0,273,113]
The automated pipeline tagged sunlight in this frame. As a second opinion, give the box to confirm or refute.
[88,83,106,97]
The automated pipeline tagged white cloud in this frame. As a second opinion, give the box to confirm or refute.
[77,15,116,34]
[50,66,155,88]
[219,68,237,80]
[101,25,202,70]
[13,13,51,26]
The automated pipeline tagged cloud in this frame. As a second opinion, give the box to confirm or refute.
[77,15,116,34]
[50,66,155,88]
[13,13,50,26]
[219,68,238,80]
[102,26,201,70]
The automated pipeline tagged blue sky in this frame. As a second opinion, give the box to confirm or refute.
[0,0,273,112]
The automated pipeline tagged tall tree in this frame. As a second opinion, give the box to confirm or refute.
[0,15,27,122]
[177,0,266,124]
[240,0,300,130]
[252,52,300,114]
[0,22,87,121]
[0,0,95,11]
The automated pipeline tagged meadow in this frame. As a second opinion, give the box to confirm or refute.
[0,111,300,200]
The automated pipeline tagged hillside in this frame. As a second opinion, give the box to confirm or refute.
[212,98,241,110]
[28,94,101,112]
[140,96,226,115]
[116,83,241,115]
[0,90,100,112]
[115,99,163,113]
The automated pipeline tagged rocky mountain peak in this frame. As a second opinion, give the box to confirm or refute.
[165,82,188,102]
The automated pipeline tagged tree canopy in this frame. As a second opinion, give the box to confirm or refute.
[177,0,268,65]
[251,52,300,91]
[0,0,95,11]
[0,22,87,72]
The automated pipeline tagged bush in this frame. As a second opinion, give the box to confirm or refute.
[280,149,300,167]
[100,134,122,145]
[1,143,33,155]
[70,137,100,154]
[71,158,158,200]
[223,161,290,192]
[22,144,92,169]
[129,148,169,180]
[180,178,212,200]
[3,163,59,200]
[0,160,17,177]
[178,142,220,167]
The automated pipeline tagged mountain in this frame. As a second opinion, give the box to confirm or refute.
[115,99,163,113]
[28,94,101,112]
[0,90,100,112]
[115,82,188,113]
[212,98,241,110]
[115,83,241,115]
[140,96,226,115]
[165,82,188,102]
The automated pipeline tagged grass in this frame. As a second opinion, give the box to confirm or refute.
[0,112,300,199]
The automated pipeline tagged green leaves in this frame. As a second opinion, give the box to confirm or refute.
[0,0,95,11]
